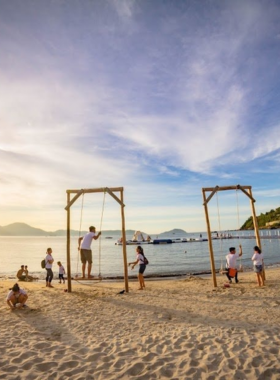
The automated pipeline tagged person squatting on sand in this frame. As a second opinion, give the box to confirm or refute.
[128,246,147,290]
[6,283,28,310]
[78,226,101,279]
[57,261,65,284]
[45,247,54,288]
[252,246,265,287]
[225,244,242,284]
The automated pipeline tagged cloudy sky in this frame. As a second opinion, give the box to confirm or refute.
[0,0,280,234]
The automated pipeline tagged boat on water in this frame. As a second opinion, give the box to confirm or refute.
[115,232,190,245]
[115,231,152,245]
[153,239,172,244]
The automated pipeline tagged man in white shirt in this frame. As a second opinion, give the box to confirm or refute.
[78,226,101,278]
[225,244,242,283]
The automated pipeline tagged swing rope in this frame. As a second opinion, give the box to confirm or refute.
[216,192,224,272]
[235,189,243,271]
[98,190,106,277]
[77,192,85,276]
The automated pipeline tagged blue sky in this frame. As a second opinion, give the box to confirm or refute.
[0,0,280,234]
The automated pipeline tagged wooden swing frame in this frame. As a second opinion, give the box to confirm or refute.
[65,187,129,293]
[202,185,261,288]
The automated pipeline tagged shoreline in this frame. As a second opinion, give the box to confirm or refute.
[2,262,280,283]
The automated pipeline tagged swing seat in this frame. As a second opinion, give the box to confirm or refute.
[228,268,237,277]
[220,270,228,274]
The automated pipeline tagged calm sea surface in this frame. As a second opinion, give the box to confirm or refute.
[1,230,280,280]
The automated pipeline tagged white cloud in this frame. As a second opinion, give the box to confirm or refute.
[0,0,280,231]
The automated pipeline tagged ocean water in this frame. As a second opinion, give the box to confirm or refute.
[0,230,280,280]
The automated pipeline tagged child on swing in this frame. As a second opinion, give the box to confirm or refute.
[225,244,242,283]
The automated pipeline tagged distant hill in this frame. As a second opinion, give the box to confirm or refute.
[0,223,187,237]
[0,223,87,237]
[159,228,188,236]
[241,207,280,230]
[0,223,56,236]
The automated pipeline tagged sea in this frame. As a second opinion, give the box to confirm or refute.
[1,230,280,281]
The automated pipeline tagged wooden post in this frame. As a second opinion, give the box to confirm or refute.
[248,188,261,249]
[202,189,217,287]
[120,189,129,292]
[66,192,72,292]
[248,188,265,280]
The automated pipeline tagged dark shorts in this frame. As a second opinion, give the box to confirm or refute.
[139,264,146,274]
[81,249,92,264]
[254,264,263,273]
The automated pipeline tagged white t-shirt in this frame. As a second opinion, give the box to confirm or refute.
[6,288,27,301]
[45,254,53,269]
[226,252,239,269]
[137,253,145,265]
[81,232,96,250]
[252,252,264,266]
[59,265,65,274]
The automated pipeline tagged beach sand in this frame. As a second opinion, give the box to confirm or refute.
[1,269,280,379]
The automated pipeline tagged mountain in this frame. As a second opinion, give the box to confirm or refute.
[240,207,280,230]
[158,228,188,236]
[0,223,139,237]
[0,223,56,236]
[0,223,187,237]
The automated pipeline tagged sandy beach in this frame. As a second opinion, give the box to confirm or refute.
[1,269,280,380]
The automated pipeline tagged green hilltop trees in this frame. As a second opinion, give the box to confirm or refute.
[241,207,280,230]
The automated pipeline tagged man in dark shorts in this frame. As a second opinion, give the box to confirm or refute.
[78,226,101,278]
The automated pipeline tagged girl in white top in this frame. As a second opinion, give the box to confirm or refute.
[251,246,265,287]
[6,283,28,310]
[128,246,146,290]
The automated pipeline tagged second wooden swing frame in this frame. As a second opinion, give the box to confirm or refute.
[202,185,261,288]
[65,187,129,293]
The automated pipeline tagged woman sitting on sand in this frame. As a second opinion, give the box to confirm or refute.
[128,246,147,290]
[252,246,265,287]
[6,283,28,310]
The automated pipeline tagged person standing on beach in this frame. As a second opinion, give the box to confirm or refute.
[128,246,147,290]
[45,248,54,288]
[252,246,265,287]
[6,283,28,310]
[57,261,65,284]
[78,226,101,278]
[225,244,242,283]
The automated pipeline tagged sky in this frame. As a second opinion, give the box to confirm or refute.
[0,0,280,234]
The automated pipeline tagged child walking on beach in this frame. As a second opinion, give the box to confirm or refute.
[128,246,147,290]
[57,261,65,284]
